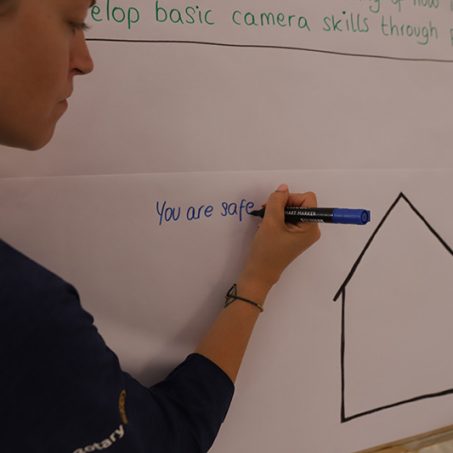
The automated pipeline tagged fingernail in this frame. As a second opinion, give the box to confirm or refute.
[276,184,288,192]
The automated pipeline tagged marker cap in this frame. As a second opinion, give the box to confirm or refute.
[332,209,371,225]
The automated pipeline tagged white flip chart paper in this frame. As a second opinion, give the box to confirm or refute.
[1,0,452,450]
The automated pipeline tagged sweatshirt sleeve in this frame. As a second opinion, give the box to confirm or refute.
[0,239,235,453]
[123,353,235,453]
[151,353,235,449]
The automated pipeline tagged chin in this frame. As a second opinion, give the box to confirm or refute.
[0,115,57,150]
[0,138,44,151]
[29,138,51,151]
[23,126,56,151]
[20,139,49,151]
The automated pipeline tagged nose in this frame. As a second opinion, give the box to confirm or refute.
[71,33,95,76]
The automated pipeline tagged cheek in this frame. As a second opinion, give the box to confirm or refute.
[0,7,71,149]
[28,43,69,107]
[12,18,70,110]
[1,47,68,148]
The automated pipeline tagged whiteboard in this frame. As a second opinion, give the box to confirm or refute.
[1,0,453,451]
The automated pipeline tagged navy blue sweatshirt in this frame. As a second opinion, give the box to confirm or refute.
[0,239,234,452]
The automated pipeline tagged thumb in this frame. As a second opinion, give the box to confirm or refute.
[264,184,289,223]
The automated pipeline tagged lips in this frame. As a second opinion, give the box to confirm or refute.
[61,89,73,102]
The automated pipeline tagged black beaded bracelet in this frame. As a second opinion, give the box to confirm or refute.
[224,284,264,313]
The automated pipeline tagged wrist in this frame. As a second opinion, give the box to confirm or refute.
[236,273,273,305]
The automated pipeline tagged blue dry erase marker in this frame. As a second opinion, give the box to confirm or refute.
[249,207,371,225]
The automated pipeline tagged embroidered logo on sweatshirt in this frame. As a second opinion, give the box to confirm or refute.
[72,389,129,452]
[72,425,125,453]
[118,389,128,425]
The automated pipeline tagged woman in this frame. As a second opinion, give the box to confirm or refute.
[0,0,320,452]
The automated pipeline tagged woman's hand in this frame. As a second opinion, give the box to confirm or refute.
[196,184,321,382]
[237,184,321,301]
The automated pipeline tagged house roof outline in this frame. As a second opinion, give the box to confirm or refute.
[333,192,453,423]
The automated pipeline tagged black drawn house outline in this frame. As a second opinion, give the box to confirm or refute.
[333,192,453,423]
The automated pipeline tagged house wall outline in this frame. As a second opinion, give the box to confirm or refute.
[333,192,453,423]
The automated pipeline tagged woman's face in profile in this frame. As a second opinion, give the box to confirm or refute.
[0,0,94,151]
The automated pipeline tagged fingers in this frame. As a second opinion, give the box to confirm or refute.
[262,184,290,224]
[286,191,319,232]
[261,186,319,235]
[287,191,318,208]
[262,189,317,209]
[286,220,321,240]
[272,187,319,236]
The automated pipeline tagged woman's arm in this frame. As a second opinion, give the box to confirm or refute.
[195,184,321,383]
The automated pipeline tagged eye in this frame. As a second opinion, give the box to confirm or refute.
[69,21,91,33]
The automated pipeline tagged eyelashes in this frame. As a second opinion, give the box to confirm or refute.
[69,21,92,33]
